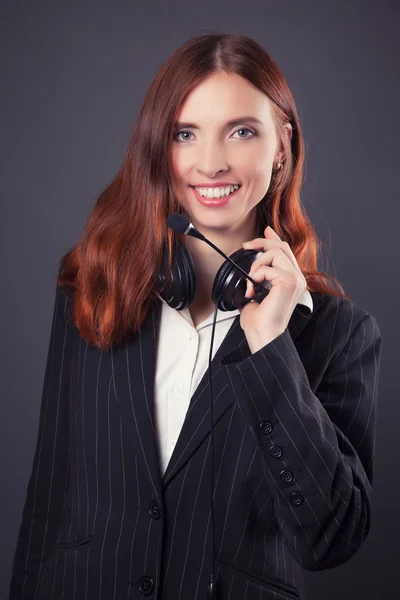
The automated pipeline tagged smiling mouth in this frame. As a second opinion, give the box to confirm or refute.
[189,184,242,207]
[189,184,242,197]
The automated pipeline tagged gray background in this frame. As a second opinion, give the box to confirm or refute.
[1,1,398,598]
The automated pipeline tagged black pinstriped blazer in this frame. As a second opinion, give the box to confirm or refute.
[9,283,382,600]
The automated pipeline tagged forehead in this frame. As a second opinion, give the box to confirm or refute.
[176,72,274,125]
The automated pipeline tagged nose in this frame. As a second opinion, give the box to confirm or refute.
[195,141,229,179]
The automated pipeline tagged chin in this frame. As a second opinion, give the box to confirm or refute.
[190,209,233,232]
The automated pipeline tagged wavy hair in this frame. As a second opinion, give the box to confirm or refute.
[58,32,350,350]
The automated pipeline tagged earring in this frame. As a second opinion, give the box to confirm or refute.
[273,161,283,172]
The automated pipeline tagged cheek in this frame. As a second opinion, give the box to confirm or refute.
[171,148,190,181]
[241,156,273,189]
[238,141,274,174]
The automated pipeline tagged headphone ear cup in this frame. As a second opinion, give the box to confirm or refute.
[158,240,196,310]
[212,248,263,311]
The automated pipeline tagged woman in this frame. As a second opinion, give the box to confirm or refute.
[10,33,382,600]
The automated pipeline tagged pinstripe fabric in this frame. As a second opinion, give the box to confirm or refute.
[9,282,382,599]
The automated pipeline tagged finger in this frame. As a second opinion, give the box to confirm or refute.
[244,239,302,275]
[246,265,281,297]
[244,238,297,266]
[250,263,306,295]
[249,247,294,276]
[264,225,281,239]
[245,278,255,298]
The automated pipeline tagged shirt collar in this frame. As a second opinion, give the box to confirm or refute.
[156,288,313,330]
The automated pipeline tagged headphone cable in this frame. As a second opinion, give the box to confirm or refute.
[207,295,223,599]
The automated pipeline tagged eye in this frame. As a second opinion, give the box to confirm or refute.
[232,127,256,139]
[172,127,257,143]
[173,130,193,142]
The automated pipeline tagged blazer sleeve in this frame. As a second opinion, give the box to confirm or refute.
[9,284,73,599]
[220,309,382,571]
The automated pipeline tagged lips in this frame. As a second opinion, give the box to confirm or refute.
[190,185,241,207]
[190,183,241,188]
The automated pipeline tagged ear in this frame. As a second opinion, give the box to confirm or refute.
[275,121,293,165]
[285,121,293,141]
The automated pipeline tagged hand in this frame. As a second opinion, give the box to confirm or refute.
[239,225,307,353]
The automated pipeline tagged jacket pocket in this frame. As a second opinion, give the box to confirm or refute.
[51,535,97,552]
[216,557,299,599]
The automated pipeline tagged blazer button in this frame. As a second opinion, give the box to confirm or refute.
[280,469,294,483]
[290,492,304,506]
[270,445,283,459]
[138,576,154,595]
[260,421,273,434]
[149,500,161,519]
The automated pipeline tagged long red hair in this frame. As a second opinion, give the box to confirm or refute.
[58,32,350,350]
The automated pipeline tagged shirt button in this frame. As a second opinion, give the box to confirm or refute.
[280,469,294,483]
[270,445,283,459]
[138,575,154,595]
[290,492,304,506]
[175,384,184,394]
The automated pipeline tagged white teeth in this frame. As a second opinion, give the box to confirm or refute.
[194,184,240,198]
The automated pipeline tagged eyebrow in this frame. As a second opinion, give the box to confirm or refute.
[173,116,264,130]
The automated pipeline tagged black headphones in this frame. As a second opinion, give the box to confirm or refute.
[157,238,271,311]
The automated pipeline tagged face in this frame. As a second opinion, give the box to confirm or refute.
[171,71,289,238]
